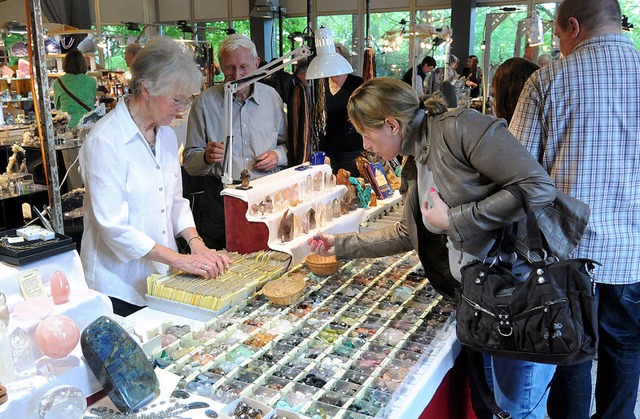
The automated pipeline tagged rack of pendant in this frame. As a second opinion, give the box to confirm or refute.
[44,28,98,78]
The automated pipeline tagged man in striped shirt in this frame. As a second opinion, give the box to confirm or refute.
[510,1,640,417]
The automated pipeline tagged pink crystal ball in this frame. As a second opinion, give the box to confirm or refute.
[35,314,80,358]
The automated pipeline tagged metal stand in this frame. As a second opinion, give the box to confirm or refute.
[26,0,64,233]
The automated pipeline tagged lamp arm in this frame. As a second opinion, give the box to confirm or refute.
[223,45,312,93]
[221,45,312,185]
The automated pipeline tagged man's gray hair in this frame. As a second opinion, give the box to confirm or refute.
[129,37,202,97]
[217,34,258,63]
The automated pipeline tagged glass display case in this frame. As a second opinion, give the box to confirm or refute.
[141,250,456,418]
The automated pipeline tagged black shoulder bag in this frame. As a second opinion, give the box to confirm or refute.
[456,185,599,365]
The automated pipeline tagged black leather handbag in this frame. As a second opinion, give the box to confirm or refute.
[456,186,599,365]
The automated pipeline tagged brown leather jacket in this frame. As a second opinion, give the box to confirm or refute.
[336,107,588,268]
[335,108,566,296]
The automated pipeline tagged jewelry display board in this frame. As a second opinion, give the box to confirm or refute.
[0,227,76,265]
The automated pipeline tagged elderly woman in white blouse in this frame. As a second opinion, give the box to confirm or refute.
[79,37,231,316]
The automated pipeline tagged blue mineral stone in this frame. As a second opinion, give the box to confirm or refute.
[81,316,160,413]
[186,401,210,409]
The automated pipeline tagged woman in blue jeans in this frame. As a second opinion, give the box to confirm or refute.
[310,77,557,418]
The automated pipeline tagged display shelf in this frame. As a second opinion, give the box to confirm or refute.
[46,53,95,59]
[222,164,377,266]
[104,250,456,418]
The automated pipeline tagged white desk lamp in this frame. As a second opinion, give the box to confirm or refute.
[305,28,353,80]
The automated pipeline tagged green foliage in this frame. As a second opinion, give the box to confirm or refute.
[87,1,640,80]
[368,11,411,78]
[620,0,640,48]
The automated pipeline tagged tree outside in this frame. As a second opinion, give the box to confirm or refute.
[73,1,638,79]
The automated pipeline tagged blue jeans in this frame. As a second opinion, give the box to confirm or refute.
[490,355,556,419]
[547,282,640,419]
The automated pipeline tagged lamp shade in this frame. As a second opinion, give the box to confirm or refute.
[306,28,353,80]
[526,13,544,47]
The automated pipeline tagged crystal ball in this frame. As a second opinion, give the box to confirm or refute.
[35,314,80,359]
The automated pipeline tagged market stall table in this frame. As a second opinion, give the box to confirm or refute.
[0,249,113,418]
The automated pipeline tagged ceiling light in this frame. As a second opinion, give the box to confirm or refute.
[526,12,544,47]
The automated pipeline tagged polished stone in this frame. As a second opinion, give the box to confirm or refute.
[50,270,70,305]
[81,316,159,413]
[38,385,86,419]
[35,314,80,359]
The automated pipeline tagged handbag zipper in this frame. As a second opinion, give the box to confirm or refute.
[461,294,496,317]
[512,298,569,321]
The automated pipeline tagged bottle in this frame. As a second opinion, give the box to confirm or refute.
[0,292,8,327]
[0,322,15,383]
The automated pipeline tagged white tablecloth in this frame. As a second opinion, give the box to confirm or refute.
[0,250,113,418]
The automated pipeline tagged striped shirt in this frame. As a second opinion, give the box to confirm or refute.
[510,33,640,285]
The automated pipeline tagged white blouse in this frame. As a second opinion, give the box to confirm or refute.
[79,98,194,306]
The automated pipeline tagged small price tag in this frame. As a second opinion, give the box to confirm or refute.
[17,269,46,300]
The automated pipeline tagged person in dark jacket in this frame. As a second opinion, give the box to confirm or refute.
[310,77,557,419]
[401,55,436,99]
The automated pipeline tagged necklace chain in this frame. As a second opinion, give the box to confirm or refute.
[126,98,156,157]
[0,237,60,251]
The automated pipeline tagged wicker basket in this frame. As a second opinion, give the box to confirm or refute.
[305,254,339,276]
[261,275,306,306]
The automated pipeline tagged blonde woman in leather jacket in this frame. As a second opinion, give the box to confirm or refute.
[309,77,556,419]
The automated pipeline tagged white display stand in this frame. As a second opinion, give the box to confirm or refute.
[0,250,113,418]
[221,164,367,267]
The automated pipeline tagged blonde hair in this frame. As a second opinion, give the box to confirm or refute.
[129,37,202,97]
[347,77,420,135]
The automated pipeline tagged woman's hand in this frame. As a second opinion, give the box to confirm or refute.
[167,239,231,279]
[421,188,451,230]
[307,231,336,256]
[188,239,231,278]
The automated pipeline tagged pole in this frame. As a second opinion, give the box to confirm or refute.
[26,0,64,233]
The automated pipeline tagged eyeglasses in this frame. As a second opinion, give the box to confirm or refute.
[168,95,194,108]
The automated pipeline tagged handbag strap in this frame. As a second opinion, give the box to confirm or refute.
[504,184,548,261]
[57,78,92,112]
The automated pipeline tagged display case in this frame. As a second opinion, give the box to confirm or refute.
[106,250,458,419]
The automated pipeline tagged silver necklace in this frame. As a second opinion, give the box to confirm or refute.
[60,36,75,50]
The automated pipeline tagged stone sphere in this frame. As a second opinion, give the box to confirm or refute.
[35,314,80,359]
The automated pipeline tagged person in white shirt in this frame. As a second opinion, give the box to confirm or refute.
[80,37,231,316]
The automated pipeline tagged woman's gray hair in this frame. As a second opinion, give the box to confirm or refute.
[129,37,202,97]
[217,34,258,63]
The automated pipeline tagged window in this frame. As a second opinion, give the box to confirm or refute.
[369,11,411,78]
[416,9,453,68]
